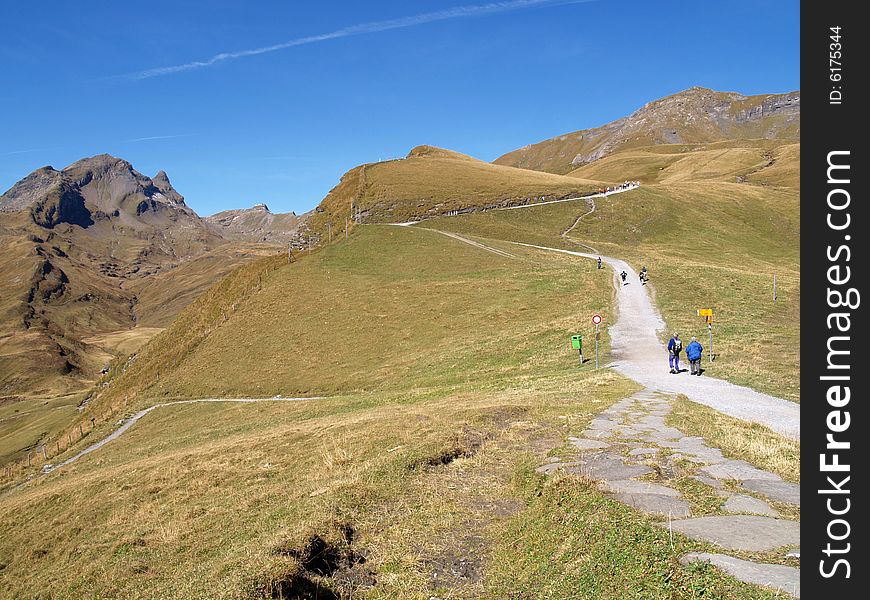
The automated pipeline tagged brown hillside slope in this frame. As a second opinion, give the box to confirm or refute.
[494,87,799,174]
[304,144,601,242]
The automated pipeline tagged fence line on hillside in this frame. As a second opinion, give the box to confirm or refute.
[1,409,115,485]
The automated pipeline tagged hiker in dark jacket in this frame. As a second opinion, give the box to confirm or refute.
[597,256,603,269]
[667,332,682,374]
[620,270,627,284]
[686,336,703,375]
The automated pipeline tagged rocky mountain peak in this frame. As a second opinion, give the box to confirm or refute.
[0,155,193,227]
[153,170,170,185]
[150,170,185,206]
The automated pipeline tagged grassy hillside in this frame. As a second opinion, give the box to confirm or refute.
[303,145,601,246]
[0,237,281,467]
[567,140,799,188]
[129,242,281,328]
[0,138,799,597]
[80,224,613,417]
[425,174,799,401]
[1,371,787,599]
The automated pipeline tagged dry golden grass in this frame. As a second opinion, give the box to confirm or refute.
[747,143,800,189]
[1,370,786,599]
[0,372,638,599]
[80,327,165,363]
[304,145,602,244]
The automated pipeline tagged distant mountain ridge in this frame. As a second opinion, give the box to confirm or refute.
[206,203,305,244]
[494,87,800,174]
[0,155,301,398]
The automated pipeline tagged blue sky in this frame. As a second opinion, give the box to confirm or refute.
[1,0,799,216]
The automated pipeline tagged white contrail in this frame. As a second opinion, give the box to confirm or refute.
[129,0,592,80]
[1,148,52,156]
[124,134,197,143]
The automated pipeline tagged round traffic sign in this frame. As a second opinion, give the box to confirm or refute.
[592,314,602,325]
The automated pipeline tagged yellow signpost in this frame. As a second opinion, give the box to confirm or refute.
[697,309,714,362]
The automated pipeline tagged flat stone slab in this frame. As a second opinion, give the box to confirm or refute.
[680,447,726,464]
[602,479,681,497]
[581,429,612,440]
[668,516,799,552]
[628,447,660,456]
[616,493,690,518]
[642,427,685,441]
[563,453,654,480]
[568,438,610,450]
[724,494,779,517]
[680,553,800,598]
[691,475,725,490]
[700,460,781,482]
[741,479,801,506]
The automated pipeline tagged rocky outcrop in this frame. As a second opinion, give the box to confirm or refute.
[29,179,94,229]
[205,203,305,243]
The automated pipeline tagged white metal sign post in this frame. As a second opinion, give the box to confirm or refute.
[592,314,602,369]
[697,309,714,363]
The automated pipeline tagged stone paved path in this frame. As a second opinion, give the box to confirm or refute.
[537,389,800,597]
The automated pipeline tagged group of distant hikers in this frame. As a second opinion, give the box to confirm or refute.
[600,259,706,376]
[612,264,648,286]
[597,181,639,194]
[668,332,704,376]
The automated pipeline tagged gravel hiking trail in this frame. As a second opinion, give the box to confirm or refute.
[511,243,800,440]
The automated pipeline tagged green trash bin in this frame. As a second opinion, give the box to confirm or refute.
[571,335,582,350]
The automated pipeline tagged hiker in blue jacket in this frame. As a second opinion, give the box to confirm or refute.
[667,332,682,374]
[686,336,703,376]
